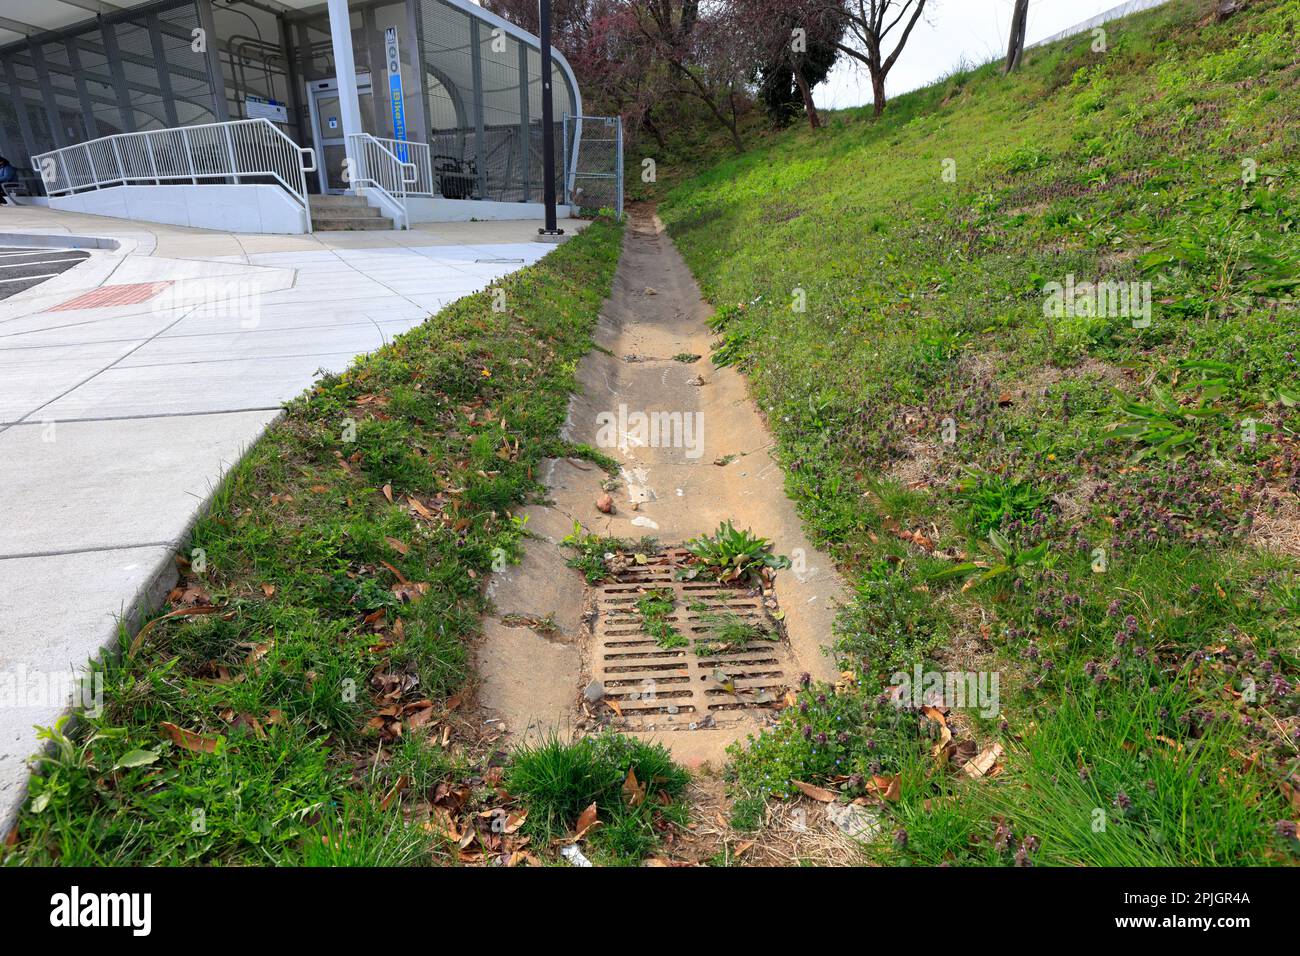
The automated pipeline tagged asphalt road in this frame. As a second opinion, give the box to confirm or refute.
[0,245,90,300]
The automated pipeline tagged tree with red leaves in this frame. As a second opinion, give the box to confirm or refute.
[484,1,748,151]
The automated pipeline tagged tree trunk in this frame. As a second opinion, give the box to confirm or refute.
[871,70,887,117]
[642,110,668,150]
[793,65,821,130]
[1005,0,1030,74]
[726,95,745,153]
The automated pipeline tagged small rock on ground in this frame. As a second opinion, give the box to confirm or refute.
[825,802,882,841]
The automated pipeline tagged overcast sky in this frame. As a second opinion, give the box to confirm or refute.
[818,0,1149,110]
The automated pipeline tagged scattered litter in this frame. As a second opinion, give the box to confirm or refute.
[583,679,605,703]
[560,845,593,867]
[631,516,658,529]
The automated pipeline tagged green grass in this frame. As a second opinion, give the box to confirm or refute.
[698,610,772,651]
[665,0,1300,866]
[506,733,690,865]
[637,588,687,649]
[4,217,625,866]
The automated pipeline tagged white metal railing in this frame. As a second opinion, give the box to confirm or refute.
[33,118,317,222]
[347,133,419,229]
[371,137,435,197]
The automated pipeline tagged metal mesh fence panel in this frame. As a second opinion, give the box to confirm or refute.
[564,114,622,216]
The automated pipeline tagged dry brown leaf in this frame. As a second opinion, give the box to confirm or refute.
[391,581,429,603]
[245,642,273,668]
[962,743,1004,779]
[159,721,219,754]
[385,537,410,556]
[921,705,949,725]
[869,775,901,802]
[792,780,837,802]
[129,604,221,657]
[403,700,435,729]
[622,768,647,808]
[573,802,600,839]
[379,774,410,811]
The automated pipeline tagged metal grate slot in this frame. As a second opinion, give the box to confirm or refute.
[588,549,793,731]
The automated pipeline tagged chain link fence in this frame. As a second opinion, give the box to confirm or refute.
[562,115,624,217]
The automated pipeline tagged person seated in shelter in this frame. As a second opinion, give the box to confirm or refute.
[0,156,18,203]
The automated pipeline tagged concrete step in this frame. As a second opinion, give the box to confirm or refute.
[311,215,394,231]
[308,194,373,209]
[309,205,384,220]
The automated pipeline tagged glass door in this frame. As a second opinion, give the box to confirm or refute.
[307,77,375,193]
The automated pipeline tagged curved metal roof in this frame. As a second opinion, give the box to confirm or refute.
[0,0,580,117]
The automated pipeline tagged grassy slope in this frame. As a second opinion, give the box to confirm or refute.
[660,0,1299,865]
[5,219,623,865]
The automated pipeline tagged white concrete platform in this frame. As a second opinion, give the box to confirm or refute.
[0,205,589,833]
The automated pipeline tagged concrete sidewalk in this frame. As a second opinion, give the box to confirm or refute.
[0,205,586,832]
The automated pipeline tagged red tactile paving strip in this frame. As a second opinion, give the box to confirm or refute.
[44,281,172,313]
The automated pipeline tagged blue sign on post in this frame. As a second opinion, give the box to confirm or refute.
[384,27,408,162]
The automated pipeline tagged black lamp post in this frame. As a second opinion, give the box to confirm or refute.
[538,0,564,236]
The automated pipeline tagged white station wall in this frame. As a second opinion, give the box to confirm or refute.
[48,185,310,234]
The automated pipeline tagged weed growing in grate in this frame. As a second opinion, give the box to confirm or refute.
[637,588,687,648]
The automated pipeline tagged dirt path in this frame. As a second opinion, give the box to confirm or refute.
[475,206,844,767]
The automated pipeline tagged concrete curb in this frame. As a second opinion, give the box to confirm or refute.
[0,232,122,251]
[0,410,286,842]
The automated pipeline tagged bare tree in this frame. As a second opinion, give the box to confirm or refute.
[1005,0,1030,73]
[829,0,931,117]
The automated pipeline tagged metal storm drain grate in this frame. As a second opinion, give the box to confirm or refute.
[590,549,793,731]
[45,281,172,312]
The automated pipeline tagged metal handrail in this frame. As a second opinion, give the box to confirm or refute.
[370,137,435,197]
[33,118,317,220]
[346,133,419,230]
